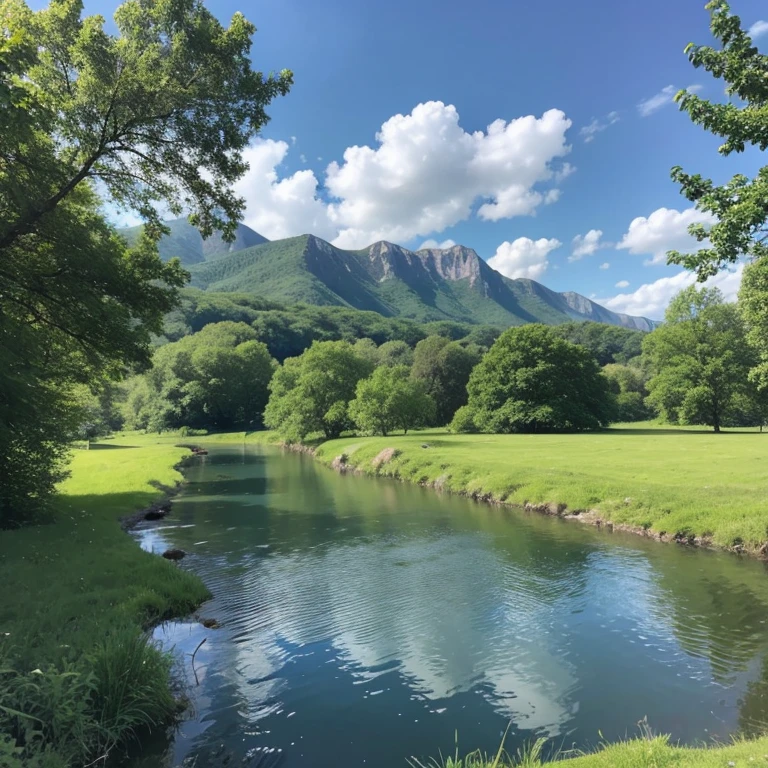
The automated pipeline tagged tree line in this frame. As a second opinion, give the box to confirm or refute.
[115,277,767,441]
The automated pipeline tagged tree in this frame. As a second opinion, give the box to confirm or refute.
[1,0,291,519]
[666,1,768,279]
[553,322,645,366]
[263,341,374,441]
[376,340,414,367]
[463,324,613,433]
[602,363,654,422]
[410,336,482,425]
[122,323,275,432]
[349,366,435,436]
[740,256,768,391]
[642,286,757,432]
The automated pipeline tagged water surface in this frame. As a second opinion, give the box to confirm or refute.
[132,444,768,766]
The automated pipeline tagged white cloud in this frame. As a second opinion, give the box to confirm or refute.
[325,102,572,248]
[599,262,610,270]
[580,111,620,143]
[487,237,561,280]
[234,140,338,241]
[749,20,768,39]
[290,136,297,145]
[235,102,572,249]
[598,264,743,319]
[617,206,715,265]
[615,280,630,288]
[570,229,605,261]
[418,238,457,250]
[300,154,307,163]
[637,85,700,117]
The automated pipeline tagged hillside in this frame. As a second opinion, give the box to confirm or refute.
[186,234,655,330]
[120,217,268,265]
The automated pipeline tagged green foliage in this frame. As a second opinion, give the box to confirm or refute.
[376,340,414,367]
[643,286,759,431]
[449,405,479,434]
[0,438,209,766]
[553,322,644,365]
[602,364,653,422]
[349,365,435,436]
[411,336,482,425]
[465,325,614,433]
[668,1,768,278]
[1,0,291,521]
[123,322,276,432]
[264,341,374,440]
[740,257,768,390]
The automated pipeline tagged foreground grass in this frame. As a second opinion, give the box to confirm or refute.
[423,735,768,767]
[312,423,768,551]
[0,436,209,766]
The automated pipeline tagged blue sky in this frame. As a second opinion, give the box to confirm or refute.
[65,0,768,319]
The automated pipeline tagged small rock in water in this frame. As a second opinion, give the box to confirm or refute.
[162,548,186,561]
[201,617,221,629]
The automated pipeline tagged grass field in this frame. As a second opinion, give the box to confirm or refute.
[0,435,209,766]
[312,422,768,552]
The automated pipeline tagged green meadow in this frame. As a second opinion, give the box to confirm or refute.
[0,437,209,766]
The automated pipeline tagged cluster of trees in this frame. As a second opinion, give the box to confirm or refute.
[262,334,480,439]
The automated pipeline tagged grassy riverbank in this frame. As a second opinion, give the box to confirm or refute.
[434,734,768,767]
[312,423,768,552]
[0,437,209,766]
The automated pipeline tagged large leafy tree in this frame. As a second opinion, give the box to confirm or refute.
[264,342,374,441]
[349,365,435,436]
[668,1,768,389]
[410,336,482,425]
[668,1,768,278]
[642,286,758,432]
[462,324,613,433]
[123,322,276,432]
[1,0,291,521]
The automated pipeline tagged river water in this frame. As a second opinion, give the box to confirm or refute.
[131,444,768,767]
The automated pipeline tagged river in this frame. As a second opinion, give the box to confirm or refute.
[130,443,768,766]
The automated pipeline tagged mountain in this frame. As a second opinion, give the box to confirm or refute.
[185,233,656,331]
[120,217,269,265]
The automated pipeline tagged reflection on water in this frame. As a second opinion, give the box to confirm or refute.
[131,445,768,767]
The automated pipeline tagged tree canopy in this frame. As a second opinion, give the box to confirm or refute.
[410,336,482,426]
[668,1,768,278]
[0,0,291,521]
[349,365,435,436]
[643,286,758,431]
[264,341,374,441]
[460,325,614,433]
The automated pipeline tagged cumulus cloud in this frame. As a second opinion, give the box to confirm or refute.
[418,238,457,250]
[617,206,715,265]
[234,140,338,241]
[570,229,606,261]
[637,85,701,117]
[580,111,620,143]
[487,237,561,280]
[234,102,573,249]
[599,262,610,270]
[749,20,768,38]
[598,264,743,319]
[326,102,572,247]
[615,280,630,288]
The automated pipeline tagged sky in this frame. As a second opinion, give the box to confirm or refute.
[65,0,768,319]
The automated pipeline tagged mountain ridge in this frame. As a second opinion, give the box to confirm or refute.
[119,218,655,331]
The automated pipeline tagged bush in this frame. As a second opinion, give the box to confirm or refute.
[449,405,478,433]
